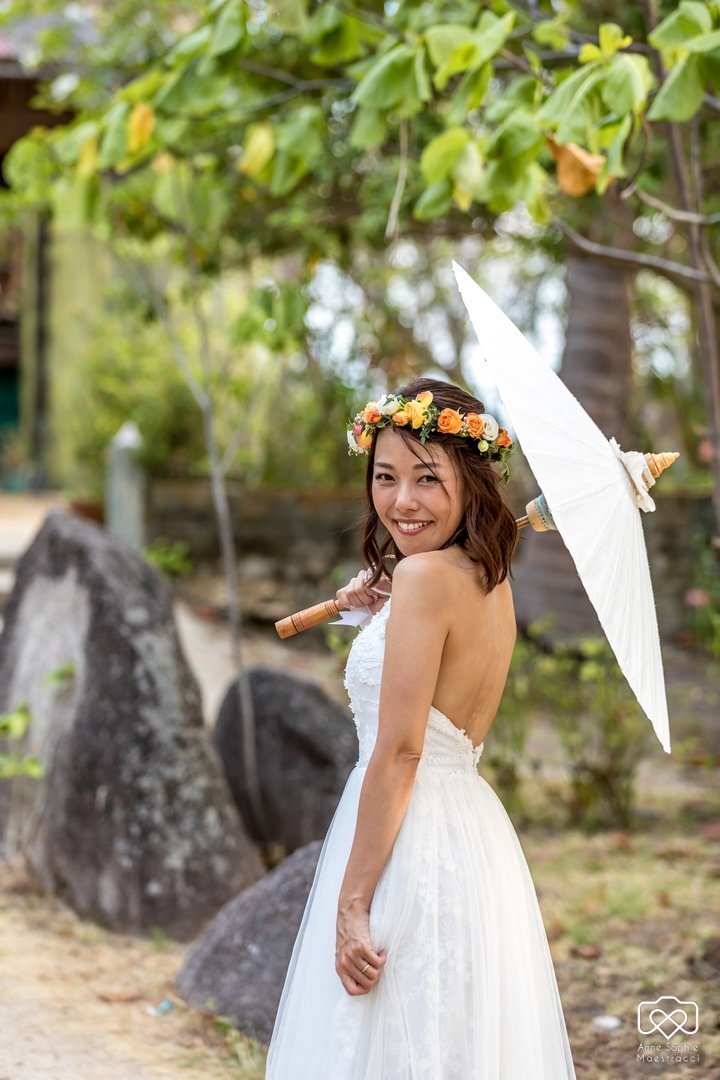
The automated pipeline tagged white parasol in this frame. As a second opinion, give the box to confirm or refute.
[452,261,673,754]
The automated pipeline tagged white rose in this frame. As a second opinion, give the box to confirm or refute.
[479,414,499,441]
[347,430,361,453]
[380,396,401,416]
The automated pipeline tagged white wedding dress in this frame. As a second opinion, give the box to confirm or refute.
[265,598,576,1078]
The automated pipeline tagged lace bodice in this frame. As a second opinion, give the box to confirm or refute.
[343,598,484,775]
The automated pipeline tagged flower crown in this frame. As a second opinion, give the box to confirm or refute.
[347,390,514,483]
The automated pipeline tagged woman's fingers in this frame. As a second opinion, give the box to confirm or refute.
[336,947,388,996]
[335,569,392,611]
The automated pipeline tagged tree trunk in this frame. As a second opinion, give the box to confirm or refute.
[513,253,633,639]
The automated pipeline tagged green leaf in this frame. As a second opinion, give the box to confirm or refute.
[485,108,542,165]
[0,703,32,739]
[267,0,309,36]
[412,178,453,221]
[427,12,514,91]
[685,29,720,53]
[579,43,603,64]
[424,25,470,70]
[596,114,632,191]
[538,65,603,129]
[54,122,98,166]
[414,46,432,103]
[601,54,653,115]
[209,0,245,56]
[648,53,705,121]
[649,1,713,49]
[531,18,570,51]
[167,25,212,61]
[45,663,76,687]
[452,140,486,209]
[447,63,491,124]
[352,44,416,109]
[349,106,386,149]
[598,23,633,59]
[98,102,130,169]
[421,127,470,184]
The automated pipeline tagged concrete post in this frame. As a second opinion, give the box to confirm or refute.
[106,421,146,551]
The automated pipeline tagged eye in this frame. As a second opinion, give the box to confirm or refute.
[374,472,394,482]
[419,474,439,483]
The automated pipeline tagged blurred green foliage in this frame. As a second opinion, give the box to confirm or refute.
[143,537,194,578]
[0,703,43,780]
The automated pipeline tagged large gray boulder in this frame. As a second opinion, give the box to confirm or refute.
[214,667,357,853]
[176,840,322,1044]
[0,509,264,940]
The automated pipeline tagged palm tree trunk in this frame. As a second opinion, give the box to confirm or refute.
[513,253,633,638]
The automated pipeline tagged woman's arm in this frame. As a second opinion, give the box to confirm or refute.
[335,554,452,995]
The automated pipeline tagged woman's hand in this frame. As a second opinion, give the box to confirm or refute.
[335,902,387,996]
[335,567,392,615]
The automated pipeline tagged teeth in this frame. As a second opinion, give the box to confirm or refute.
[397,521,430,533]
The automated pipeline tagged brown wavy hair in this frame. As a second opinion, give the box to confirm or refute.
[361,377,519,595]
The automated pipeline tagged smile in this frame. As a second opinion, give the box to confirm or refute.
[396,520,432,534]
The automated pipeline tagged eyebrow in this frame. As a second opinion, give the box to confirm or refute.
[374,461,441,470]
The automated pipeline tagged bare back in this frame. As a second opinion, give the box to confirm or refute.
[387,548,517,747]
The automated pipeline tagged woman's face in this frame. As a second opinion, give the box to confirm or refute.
[371,427,466,555]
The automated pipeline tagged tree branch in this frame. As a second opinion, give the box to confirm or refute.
[620,182,720,226]
[556,220,717,287]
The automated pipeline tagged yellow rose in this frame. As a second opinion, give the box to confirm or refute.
[356,428,374,450]
[437,408,463,434]
[415,391,433,408]
[404,399,429,429]
[465,413,485,439]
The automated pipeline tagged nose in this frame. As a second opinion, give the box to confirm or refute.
[394,482,421,513]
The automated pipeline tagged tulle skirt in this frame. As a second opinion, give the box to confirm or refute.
[265,760,576,1079]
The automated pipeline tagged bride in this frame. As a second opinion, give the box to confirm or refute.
[265,378,576,1078]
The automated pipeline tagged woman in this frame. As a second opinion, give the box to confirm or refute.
[266,378,576,1078]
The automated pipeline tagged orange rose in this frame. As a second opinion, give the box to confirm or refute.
[465,413,485,439]
[496,429,512,448]
[363,402,382,424]
[392,408,410,426]
[437,408,463,434]
[356,428,374,450]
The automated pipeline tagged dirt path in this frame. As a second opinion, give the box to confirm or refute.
[0,869,265,1080]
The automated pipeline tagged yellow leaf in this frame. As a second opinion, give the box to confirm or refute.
[127,103,156,154]
[237,124,275,177]
[452,183,472,212]
[77,136,98,178]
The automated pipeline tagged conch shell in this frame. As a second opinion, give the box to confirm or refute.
[644,451,680,479]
